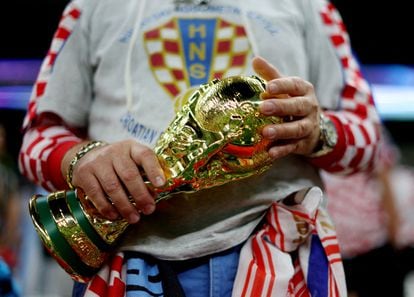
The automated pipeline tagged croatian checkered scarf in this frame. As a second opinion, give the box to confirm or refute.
[82,187,347,297]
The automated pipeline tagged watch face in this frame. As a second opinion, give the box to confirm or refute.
[309,113,338,158]
[321,115,338,148]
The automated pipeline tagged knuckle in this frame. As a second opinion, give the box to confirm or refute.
[103,179,121,194]
[296,122,307,138]
[296,100,307,115]
[139,146,155,159]
[121,168,139,183]
[291,77,303,93]
[86,185,101,198]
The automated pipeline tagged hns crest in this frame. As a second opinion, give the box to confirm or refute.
[143,17,251,98]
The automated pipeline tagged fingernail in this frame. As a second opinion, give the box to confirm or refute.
[143,203,156,215]
[128,213,140,224]
[263,127,277,139]
[154,176,165,187]
[260,101,276,114]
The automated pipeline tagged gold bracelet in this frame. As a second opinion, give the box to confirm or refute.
[66,140,107,189]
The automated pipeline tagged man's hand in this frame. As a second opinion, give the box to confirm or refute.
[252,56,321,159]
[62,140,166,224]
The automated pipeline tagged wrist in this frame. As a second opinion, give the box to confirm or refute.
[61,141,88,181]
[64,140,107,189]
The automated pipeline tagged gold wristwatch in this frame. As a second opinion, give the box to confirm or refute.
[309,113,338,158]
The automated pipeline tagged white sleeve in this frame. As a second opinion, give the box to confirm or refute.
[27,0,97,128]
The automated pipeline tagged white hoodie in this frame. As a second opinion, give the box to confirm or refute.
[36,0,344,260]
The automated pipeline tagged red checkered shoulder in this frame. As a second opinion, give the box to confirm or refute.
[311,2,381,174]
[22,2,82,130]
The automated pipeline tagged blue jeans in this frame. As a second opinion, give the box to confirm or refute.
[173,245,241,297]
[72,244,241,297]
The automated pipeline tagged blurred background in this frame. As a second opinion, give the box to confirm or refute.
[0,1,413,296]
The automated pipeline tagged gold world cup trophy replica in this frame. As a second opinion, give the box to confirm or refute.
[29,75,283,283]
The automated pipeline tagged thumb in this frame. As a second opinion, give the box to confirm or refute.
[252,56,283,81]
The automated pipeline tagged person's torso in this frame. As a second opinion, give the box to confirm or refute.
[39,0,329,259]
[87,0,311,146]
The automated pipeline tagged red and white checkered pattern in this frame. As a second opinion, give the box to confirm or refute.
[212,20,249,79]
[144,18,250,98]
[18,125,81,192]
[19,2,83,190]
[319,3,381,174]
[22,2,82,129]
[323,170,389,258]
[145,19,187,98]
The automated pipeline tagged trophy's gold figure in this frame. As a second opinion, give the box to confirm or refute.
[29,75,283,282]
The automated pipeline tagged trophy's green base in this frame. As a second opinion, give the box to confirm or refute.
[29,190,128,283]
